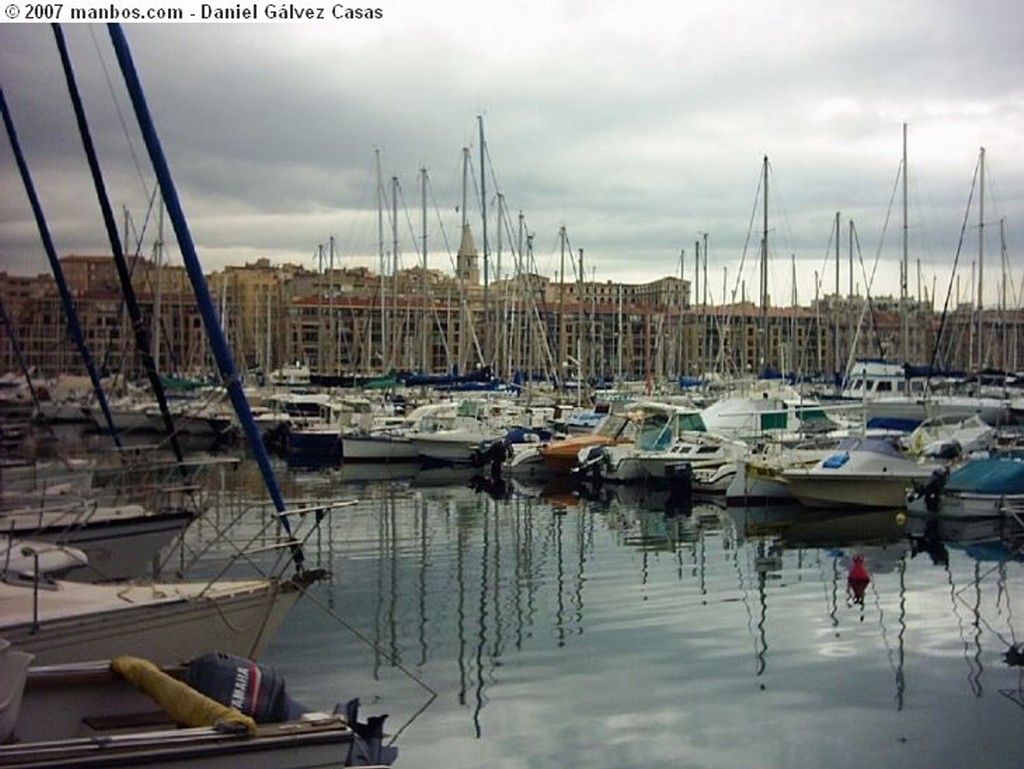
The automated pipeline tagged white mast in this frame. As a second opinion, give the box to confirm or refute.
[479,115,489,368]
[420,166,429,374]
[760,155,769,372]
[391,175,399,371]
[976,146,985,372]
[900,124,909,361]
[152,201,163,373]
[375,148,385,374]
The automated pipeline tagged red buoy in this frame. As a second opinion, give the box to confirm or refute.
[847,553,871,604]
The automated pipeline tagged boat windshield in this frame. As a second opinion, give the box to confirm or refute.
[673,411,707,433]
[596,414,627,437]
[636,412,673,450]
[834,436,904,456]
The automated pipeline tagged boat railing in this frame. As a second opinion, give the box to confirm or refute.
[170,493,358,585]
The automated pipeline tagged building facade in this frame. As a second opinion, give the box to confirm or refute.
[1,253,1020,385]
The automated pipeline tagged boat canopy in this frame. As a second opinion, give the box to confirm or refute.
[946,459,1024,495]
[833,436,905,457]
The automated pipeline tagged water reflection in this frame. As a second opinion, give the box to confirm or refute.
[184,463,1024,767]
[18,423,1024,766]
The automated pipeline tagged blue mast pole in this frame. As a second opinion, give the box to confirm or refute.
[106,24,303,568]
[0,88,122,447]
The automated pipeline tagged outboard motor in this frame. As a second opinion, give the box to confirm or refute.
[185,651,303,722]
[574,445,606,481]
[921,466,949,513]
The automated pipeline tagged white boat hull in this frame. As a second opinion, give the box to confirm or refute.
[411,432,500,465]
[865,396,1009,429]
[906,490,1024,519]
[726,458,795,506]
[2,506,194,582]
[782,472,924,509]
[0,577,303,666]
[341,434,419,462]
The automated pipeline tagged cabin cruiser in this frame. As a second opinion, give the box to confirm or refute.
[581,402,746,492]
[839,359,1010,432]
[779,435,942,509]
[408,399,507,465]
[726,442,837,506]
[340,401,452,463]
[497,412,636,478]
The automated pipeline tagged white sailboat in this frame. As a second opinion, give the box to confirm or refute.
[0,501,194,582]
[0,569,309,666]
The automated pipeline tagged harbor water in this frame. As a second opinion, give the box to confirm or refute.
[188,458,1024,769]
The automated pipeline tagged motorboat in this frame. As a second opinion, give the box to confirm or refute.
[408,400,506,465]
[779,436,942,509]
[906,457,1024,519]
[535,413,637,476]
[339,403,447,463]
[838,359,1010,432]
[700,383,844,443]
[0,647,396,767]
[284,397,376,469]
[725,442,836,507]
[583,402,745,492]
[902,414,997,459]
[501,439,550,478]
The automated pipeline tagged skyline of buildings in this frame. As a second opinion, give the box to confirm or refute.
[1,234,1020,385]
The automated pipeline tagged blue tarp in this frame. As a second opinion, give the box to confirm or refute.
[946,459,1024,495]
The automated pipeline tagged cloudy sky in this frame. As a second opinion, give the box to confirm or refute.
[1,2,1022,310]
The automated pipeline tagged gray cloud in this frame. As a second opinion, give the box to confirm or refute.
[1,4,1022,308]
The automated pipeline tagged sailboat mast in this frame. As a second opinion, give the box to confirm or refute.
[558,226,566,377]
[391,175,399,371]
[692,238,700,372]
[578,247,585,389]
[153,201,163,372]
[834,210,841,376]
[459,147,470,374]
[791,253,797,378]
[421,166,429,373]
[376,148,385,374]
[702,231,709,367]
[901,123,909,361]
[316,243,324,371]
[976,146,985,372]
[479,115,489,367]
[496,192,506,378]
[760,155,769,372]
[516,211,525,379]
